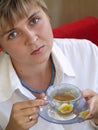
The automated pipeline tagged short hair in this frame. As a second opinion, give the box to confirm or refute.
[0,0,48,32]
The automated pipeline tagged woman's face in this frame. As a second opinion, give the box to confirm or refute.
[0,6,53,66]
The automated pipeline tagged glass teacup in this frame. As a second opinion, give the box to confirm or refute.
[45,83,89,121]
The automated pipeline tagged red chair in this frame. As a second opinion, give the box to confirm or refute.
[53,16,98,46]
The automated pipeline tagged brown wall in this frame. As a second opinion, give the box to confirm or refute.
[45,0,98,27]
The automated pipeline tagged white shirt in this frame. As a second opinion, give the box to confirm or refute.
[0,38,98,130]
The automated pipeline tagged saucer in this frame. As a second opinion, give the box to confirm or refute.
[39,98,89,124]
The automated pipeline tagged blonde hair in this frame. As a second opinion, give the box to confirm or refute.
[0,0,48,32]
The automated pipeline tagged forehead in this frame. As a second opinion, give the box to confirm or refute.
[0,5,43,35]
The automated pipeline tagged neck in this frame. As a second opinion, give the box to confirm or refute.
[11,57,52,90]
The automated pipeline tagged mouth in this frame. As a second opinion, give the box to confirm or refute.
[30,45,45,55]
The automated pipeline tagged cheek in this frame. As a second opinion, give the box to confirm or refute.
[0,39,13,52]
[45,23,53,37]
[41,17,53,38]
[42,23,53,46]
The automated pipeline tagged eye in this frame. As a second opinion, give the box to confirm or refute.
[31,17,39,24]
[8,32,17,39]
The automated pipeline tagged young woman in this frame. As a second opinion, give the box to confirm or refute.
[0,0,98,130]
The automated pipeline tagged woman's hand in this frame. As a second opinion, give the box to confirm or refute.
[6,93,47,130]
[82,89,98,125]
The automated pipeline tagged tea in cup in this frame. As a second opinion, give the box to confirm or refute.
[46,83,84,120]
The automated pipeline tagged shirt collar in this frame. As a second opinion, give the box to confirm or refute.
[52,40,76,77]
[0,53,21,102]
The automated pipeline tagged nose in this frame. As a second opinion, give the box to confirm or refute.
[24,29,38,46]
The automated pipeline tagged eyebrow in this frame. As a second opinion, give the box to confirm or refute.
[27,11,40,22]
[0,28,15,37]
[0,11,40,37]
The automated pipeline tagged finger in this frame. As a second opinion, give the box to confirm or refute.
[90,96,98,117]
[20,107,40,117]
[85,96,98,120]
[82,89,96,100]
[23,113,39,129]
[23,117,38,129]
[16,114,39,130]
[37,93,48,105]
[27,113,39,122]
[85,113,94,120]
[38,93,46,99]
[13,99,46,111]
[9,107,40,129]
[82,89,96,97]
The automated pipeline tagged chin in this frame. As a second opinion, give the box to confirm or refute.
[34,53,51,65]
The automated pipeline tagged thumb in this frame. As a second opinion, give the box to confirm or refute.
[37,93,46,99]
[82,89,96,100]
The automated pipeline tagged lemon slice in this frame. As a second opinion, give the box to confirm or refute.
[79,109,90,118]
[58,103,73,114]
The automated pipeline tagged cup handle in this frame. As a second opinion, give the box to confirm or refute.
[43,96,58,110]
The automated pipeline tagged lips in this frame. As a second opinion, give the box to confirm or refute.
[31,45,45,55]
